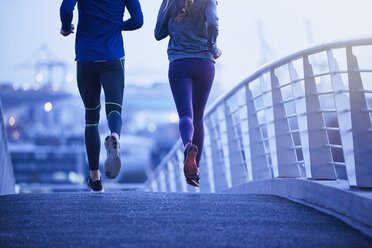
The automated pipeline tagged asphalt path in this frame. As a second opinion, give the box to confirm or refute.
[1,192,371,247]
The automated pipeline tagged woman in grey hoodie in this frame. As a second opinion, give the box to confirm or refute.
[155,0,221,187]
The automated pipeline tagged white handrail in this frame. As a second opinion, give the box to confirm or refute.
[205,37,372,116]
[147,37,372,192]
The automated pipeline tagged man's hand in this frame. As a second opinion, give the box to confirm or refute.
[214,48,222,59]
[60,24,74,37]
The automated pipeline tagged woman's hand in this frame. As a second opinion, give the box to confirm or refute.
[214,48,222,59]
[60,24,74,37]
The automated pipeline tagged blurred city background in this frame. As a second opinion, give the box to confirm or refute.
[1,0,372,193]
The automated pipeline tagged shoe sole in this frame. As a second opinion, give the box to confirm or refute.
[86,183,104,193]
[90,188,105,193]
[186,179,199,187]
[104,136,121,179]
[184,145,198,180]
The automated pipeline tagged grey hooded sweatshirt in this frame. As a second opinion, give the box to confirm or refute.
[155,0,219,63]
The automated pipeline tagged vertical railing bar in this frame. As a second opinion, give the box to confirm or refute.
[327,49,355,184]
[270,68,301,177]
[346,46,372,187]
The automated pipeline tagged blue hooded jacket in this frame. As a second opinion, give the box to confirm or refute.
[60,0,143,61]
[155,0,219,63]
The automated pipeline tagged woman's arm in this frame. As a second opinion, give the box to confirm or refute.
[122,0,144,31]
[154,0,170,41]
[60,0,77,35]
[205,0,219,57]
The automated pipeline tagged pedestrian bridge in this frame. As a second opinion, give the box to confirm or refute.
[1,37,372,247]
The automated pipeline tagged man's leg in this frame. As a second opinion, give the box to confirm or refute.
[77,61,102,182]
[100,59,125,179]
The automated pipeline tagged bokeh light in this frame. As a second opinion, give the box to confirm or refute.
[52,83,59,91]
[147,123,157,133]
[13,82,19,90]
[23,82,30,91]
[44,102,53,112]
[35,73,43,82]
[169,113,178,123]
[8,117,15,126]
[33,83,40,91]
[13,131,20,140]
[65,73,74,83]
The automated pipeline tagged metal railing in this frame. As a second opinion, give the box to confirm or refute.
[0,100,16,195]
[147,37,372,193]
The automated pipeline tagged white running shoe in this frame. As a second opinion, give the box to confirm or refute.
[104,135,121,179]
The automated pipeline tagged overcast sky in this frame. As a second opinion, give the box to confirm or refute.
[0,0,372,92]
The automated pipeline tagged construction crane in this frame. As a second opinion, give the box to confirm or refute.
[15,44,68,90]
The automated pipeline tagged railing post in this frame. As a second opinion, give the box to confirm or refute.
[261,76,276,177]
[245,84,271,180]
[224,102,248,186]
[151,179,158,192]
[170,155,182,192]
[198,152,213,193]
[303,56,337,179]
[205,116,229,191]
[346,46,372,187]
[270,69,301,177]
[327,50,355,184]
[288,62,310,177]
[158,170,167,192]
[167,160,176,192]
[176,149,188,192]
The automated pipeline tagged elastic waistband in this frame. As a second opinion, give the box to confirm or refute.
[170,58,214,65]
[76,57,125,63]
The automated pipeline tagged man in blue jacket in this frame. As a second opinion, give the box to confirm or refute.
[60,0,143,193]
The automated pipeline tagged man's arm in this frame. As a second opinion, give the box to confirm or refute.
[154,0,170,41]
[122,0,144,31]
[60,0,77,35]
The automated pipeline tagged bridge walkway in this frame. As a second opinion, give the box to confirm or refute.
[1,191,371,247]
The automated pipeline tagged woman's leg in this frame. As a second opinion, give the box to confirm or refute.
[77,62,102,180]
[192,60,215,166]
[168,59,194,146]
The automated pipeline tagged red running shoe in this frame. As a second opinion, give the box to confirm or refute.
[183,142,199,187]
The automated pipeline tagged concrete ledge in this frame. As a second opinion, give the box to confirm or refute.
[222,178,372,229]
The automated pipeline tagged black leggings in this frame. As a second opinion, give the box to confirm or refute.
[77,59,124,171]
[168,58,215,166]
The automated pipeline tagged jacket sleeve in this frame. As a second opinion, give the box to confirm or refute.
[60,0,77,32]
[122,0,144,31]
[205,0,219,55]
[154,0,170,41]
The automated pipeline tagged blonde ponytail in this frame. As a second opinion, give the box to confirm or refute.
[176,0,194,22]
